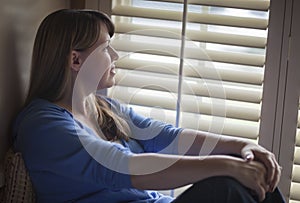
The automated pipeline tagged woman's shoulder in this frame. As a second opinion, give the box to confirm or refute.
[12,98,80,153]
[13,98,74,134]
[20,98,72,118]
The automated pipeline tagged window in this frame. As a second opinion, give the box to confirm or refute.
[109,0,268,143]
[109,0,267,195]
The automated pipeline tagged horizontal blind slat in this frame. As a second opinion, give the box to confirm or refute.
[114,22,267,48]
[180,113,259,139]
[187,12,268,29]
[112,5,268,29]
[129,105,177,126]
[186,29,267,48]
[112,5,183,21]
[185,47,265,67]
[149,0,270,10]
[297,130,300,146]
[298,110,300,127]
[293,164,300,183]
[109,85,260,121]
[126,104,259,139]
[291,182,300,201]
[294,147,300,165]
[114,69,262,103]
[115,58,264,84]
[112,39,265,67]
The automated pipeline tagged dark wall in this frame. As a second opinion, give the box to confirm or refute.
[0,0,70,187]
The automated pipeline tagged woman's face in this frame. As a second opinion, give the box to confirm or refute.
[75,24,119,92]
[94,27,119,90]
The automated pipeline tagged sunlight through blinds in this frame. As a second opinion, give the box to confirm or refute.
[109,0,269,141]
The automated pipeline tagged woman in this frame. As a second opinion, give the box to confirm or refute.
[13,9,285,203]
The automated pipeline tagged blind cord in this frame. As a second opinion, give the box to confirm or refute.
[175,0,188,128]
[172,0,188,197]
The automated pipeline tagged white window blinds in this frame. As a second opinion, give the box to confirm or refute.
[109,0,269,141]
[290,99,300,203]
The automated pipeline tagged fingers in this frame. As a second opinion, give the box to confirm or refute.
[243,144,282,192]
[273,165,282,191]
[253,180,268,201]
[269,156,282,192]
[245,154,281,201]
[255,162,268,201]
[256,151,281,192]
[256,184,266,202]
[263,152,275,185]
[241,149,254,161]
[241,161,267,201]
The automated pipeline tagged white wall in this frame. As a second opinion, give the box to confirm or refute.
[0,0,70,187]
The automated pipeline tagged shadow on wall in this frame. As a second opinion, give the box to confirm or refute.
[0,0,70,186]
[0,6,23,172]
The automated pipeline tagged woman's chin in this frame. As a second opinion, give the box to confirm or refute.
[97,81,115,90]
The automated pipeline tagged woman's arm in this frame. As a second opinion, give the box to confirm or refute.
[177,129,281,193]
[177,129,247,156]
[111,100,280,195]
[130,153,268,202]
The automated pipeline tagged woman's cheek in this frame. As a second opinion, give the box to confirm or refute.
[82,52,110,92]
[97,68,113,89]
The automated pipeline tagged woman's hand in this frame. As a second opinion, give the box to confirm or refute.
[240,143,282,193]
[230,158,269,202]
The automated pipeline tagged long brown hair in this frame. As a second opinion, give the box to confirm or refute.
[26,9,129,141]
[27,9,114,103]
[95,97,130,141]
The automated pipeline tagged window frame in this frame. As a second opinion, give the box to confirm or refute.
[259,0,300,201]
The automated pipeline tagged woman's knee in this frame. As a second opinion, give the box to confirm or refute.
[173,176,257,203]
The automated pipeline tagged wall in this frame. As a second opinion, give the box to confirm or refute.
[0,0,70,187]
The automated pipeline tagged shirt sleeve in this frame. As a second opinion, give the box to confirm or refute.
[107,98,183,154]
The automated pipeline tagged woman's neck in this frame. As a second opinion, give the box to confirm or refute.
[55,89,93,114]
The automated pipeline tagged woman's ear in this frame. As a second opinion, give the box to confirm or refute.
[71,50,82,72]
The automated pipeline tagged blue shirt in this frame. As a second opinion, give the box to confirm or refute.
[13,98,183,203]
